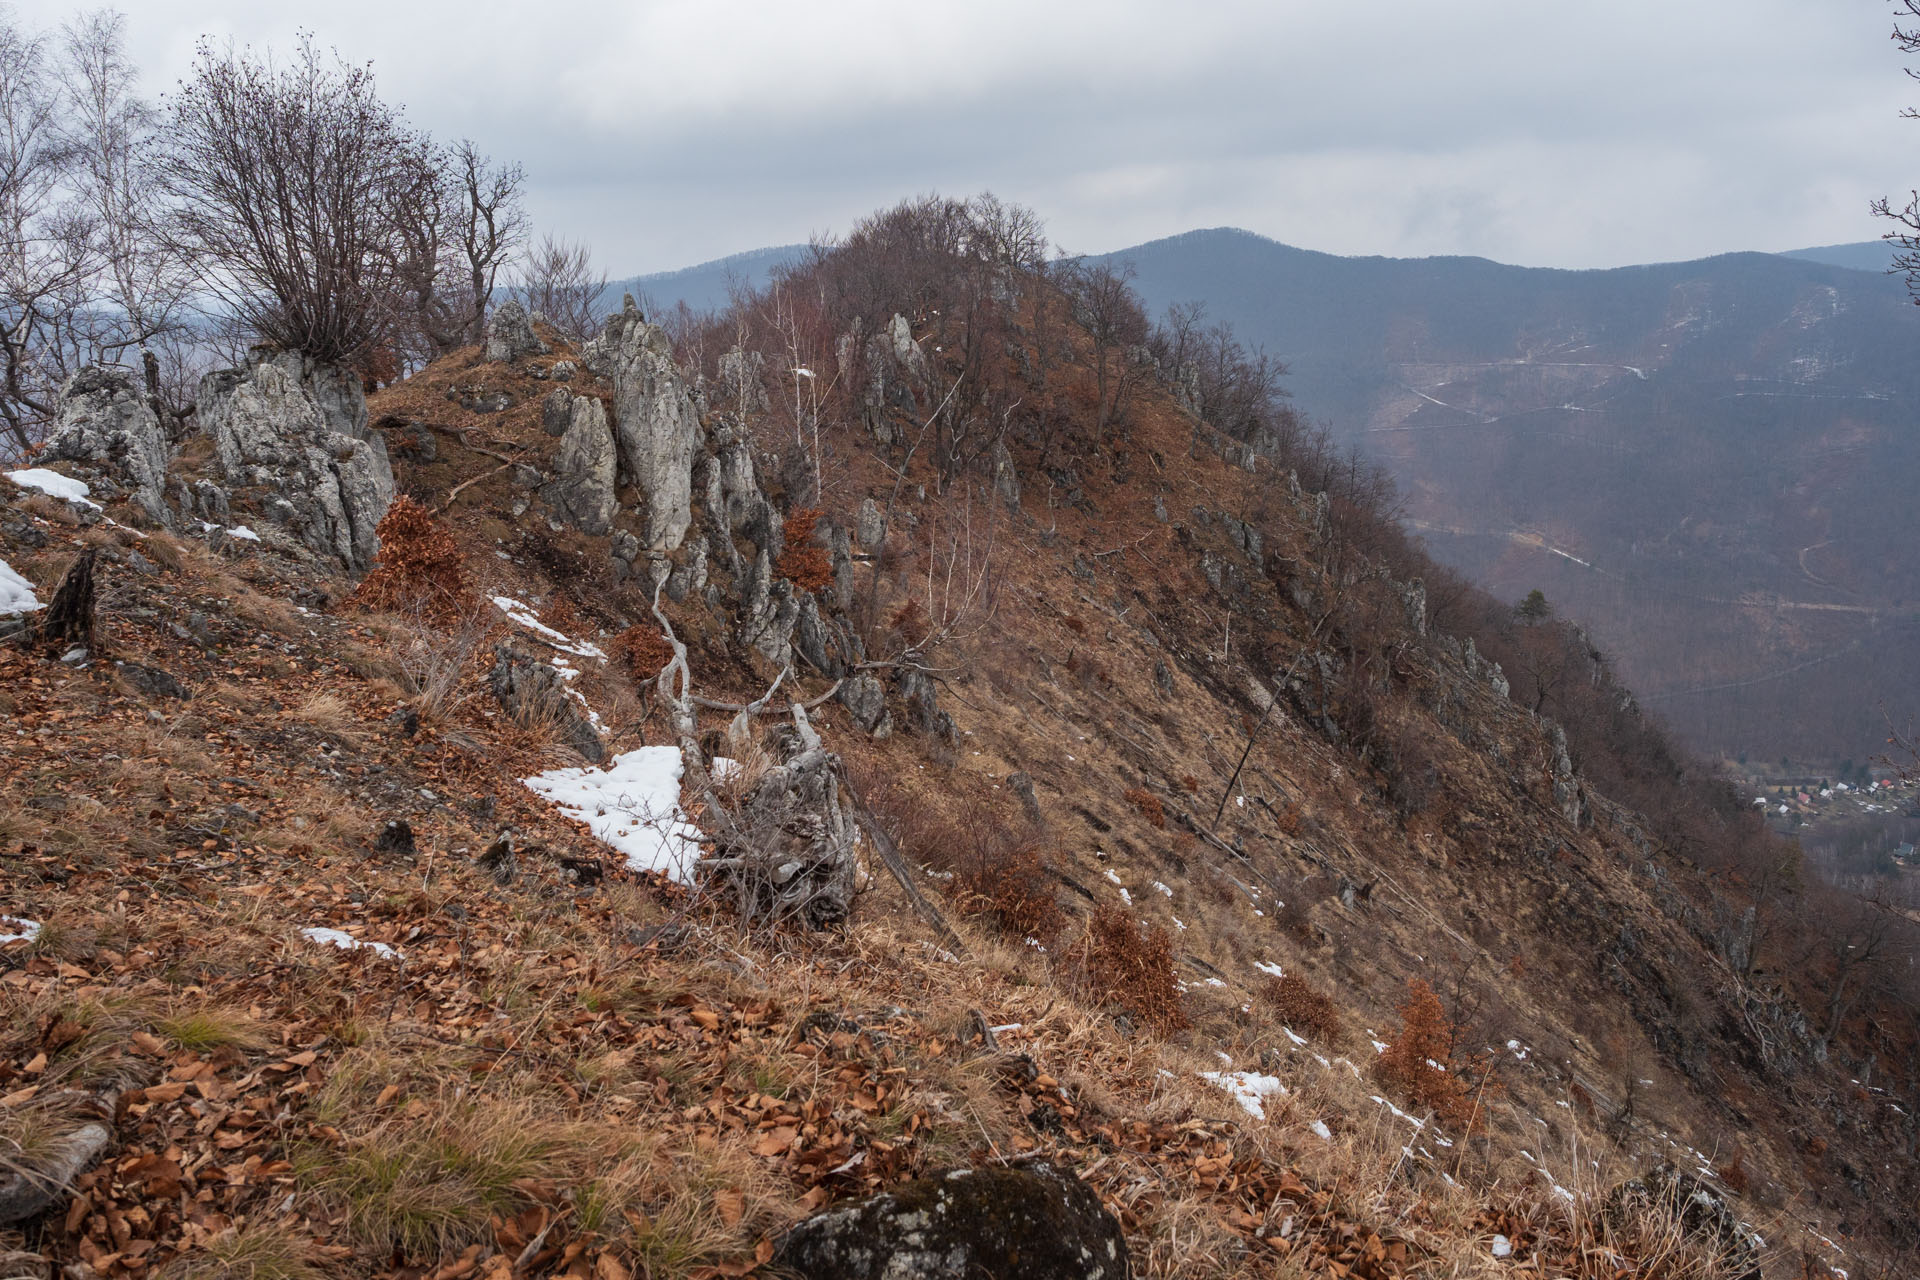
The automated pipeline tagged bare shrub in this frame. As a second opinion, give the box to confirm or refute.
[773,506,831,594]
[1122,786,1166,830]
[1079,904,1188,1035]
[354,496,471,625]
[1265,973,1341,1043]
[1376,978,1497,1133]
[949,826,1064,945]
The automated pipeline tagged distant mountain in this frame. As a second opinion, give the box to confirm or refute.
[605,244,809,318]
[1779,240,1901,274]
[1093,228,1920,763]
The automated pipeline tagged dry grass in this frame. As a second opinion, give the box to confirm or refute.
[156,1223,322,1280]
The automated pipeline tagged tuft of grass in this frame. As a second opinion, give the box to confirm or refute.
[304,1097,591,1260]
[157,1223,321,1280]
[157,1004,269,1053]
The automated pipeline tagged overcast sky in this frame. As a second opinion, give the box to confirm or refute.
[9,0,1914,274]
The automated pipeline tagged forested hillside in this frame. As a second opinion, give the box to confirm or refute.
[1098,228,1920,765]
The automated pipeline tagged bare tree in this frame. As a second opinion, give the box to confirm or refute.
[1876,1,1920,301]
[519,233,606,344]
[390,138,525,362]
[1063,259,1148,441]
[0,11,92,453]
[160,34,430,366]
[57,10,193,419]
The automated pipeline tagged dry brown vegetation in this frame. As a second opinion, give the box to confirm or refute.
[0,190,1910,1280]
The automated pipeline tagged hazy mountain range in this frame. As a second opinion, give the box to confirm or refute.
[626,233,1920,763]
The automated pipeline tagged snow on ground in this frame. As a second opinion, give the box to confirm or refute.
[7,468,99,507]
[0,559,42,615]
[1310,1120,1332,1141]
[1,916,42,944]
[301,926,400,959]
[1254,960,1285,979]
[491,595,608,659]
[1201,1070,1287,1120]
[524,746,703,882]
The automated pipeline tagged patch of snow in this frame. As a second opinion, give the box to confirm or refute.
[0,916,42,944]
[1282,1027,1307,1046]
[523,746,703,882]
[1153,880,1173,897]
[1491,1234,1512,1258]
[301,926,400,959]
[1255,961,1285,978]
[490,595,608,659]
[1310,1119,1332,1141]
[1203,977,1226,988]
[1371,1038,1390,1054]
[229,524,260,541]
[1201,1070,1287,1120]
[0,559,42,616]
[1171,916,1186,930]
[1369,1095,1424,1127]
[7,468,99,508]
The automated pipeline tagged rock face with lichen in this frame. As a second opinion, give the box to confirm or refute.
[42,367,171,526]
[582,297,703,554]
[774,1162,1129,1280]
[196,348,394,571]
[539,390,617,535]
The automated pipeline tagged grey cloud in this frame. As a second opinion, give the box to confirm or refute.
[8,0,1912,271]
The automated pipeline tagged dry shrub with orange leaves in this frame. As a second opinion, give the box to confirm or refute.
[774,507,832,593]
[355,496,471,624]
[1375,978,1496,1133]
[1265,973,1341,1043]
[1080,904,1188,1035]
[1123,786,1166,829]
[887,598,930,649]
[611,624,673,682]
[950,827,1065,945]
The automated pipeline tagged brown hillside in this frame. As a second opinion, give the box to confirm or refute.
[1,200,1912,1279]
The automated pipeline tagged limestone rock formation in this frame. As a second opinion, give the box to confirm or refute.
[196,349,394,571]
[539,391,617,534]
[774,1162,1129,1280]
[42,367,171,525]
[484,298,547,363]
[582,298,703,553]
[486,643,606,765]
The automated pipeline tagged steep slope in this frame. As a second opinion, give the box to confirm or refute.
[1097,228,1920,765]
[1,214,1913,1279]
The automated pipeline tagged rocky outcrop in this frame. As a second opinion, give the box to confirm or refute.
[539,391,617,534]
[484,298,547,363]
[196,349,394,571]
[486,643,606,764]
[838,673,892,738]
[774,1162,1128,1280]
[42,367,170,525]
[856,497,886,549]
[583,298,703,554]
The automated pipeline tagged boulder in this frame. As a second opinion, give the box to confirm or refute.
[582,297,703,553]
[196,349,394,571]
[541,394,617,534]
[838,673,891,738]
[856,497,886,549]
[484,298,547,363]
[774,1162,1128,1280]
[42,366,171,524]
[486,644,606,764]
